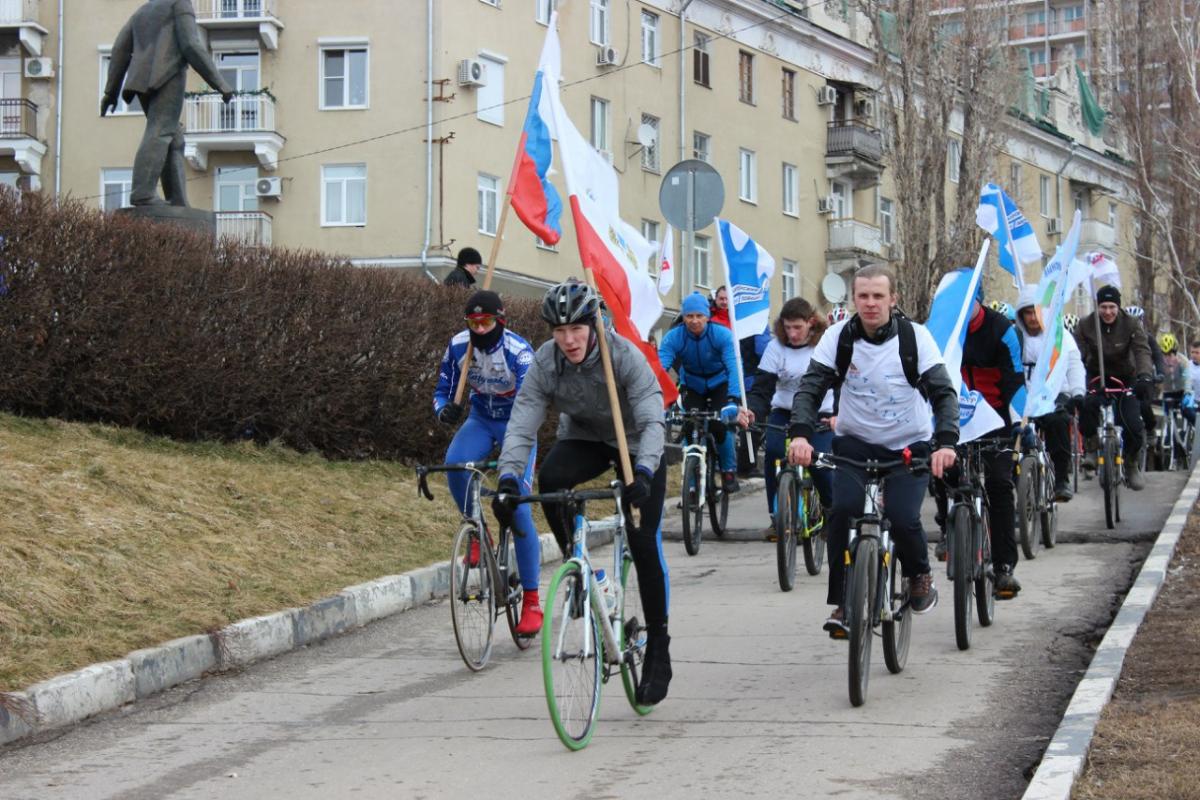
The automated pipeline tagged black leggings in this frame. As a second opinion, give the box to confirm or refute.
[538,440,670,631]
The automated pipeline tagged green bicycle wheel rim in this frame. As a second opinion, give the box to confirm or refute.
[541,561,601,750]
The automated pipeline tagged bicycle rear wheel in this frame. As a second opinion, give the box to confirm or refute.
[1183,424,1195,471]
[1040,463,1058,549]
[881,547,910,674]
[707,451,729,538]
[618,555,654,716]
[1016,457,1041,560]
[775,470,798,592]
[950,506,974,651]
[501,535,533,650]
[1071,417,1081,493]
[542,561,602,750]
[1101,437,1116,529]
[450,523,496,671]
[847,536,878,707]
[975,511,996,627]
[681,455,704,556]
[801,482,826,576]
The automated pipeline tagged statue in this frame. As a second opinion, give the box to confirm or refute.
[101,0,233,208]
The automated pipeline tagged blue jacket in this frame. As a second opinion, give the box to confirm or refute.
[433,329,534,421]
[658,321,741,399]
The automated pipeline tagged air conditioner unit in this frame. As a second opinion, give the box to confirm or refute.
[817,195,835,214]
[855,98,875,119]
[457,58,487,88]
[23,57,53,79]
[596,46,619,67]
[817,85,838,106]
[255,177,282,199]
[1046,217,1063,234]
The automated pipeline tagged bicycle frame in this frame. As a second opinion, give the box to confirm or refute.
[670,409,722,509]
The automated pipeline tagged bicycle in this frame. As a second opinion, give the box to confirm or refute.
[416,461,532,671]
[1015,421,1057,560]
[755,420,827,591]
[940,441,1000,651]
[1153,396,1194,472]
[1069,409,1083,490]
[501,482,653,750]
[1089,376,1130,530]
[813,449,928,708]
[667,408,730,556]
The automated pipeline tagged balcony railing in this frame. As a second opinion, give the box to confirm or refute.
[828,219,884,256]
[1079,218,1115,250]
[826,119,883,163]
[0,0,37,23]
[195,0,276,20]
[216,210,272,247]
[185,93,275,134]
[0,97,37,138]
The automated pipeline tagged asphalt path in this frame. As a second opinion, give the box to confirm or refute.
[0,466,1188,800]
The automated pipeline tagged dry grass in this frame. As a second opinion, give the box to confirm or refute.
[1074,509,1200,800]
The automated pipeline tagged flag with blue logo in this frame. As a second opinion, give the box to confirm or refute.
[1026,211,1085,418]
[975,182,1042,288]
[716,218,775,340]
[926,242,1006,443]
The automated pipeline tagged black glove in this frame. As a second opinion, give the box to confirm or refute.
[1134,374,1154,401]
[437,402,464,426]
[1070,394,1084,414]
[622,467,654,510]
[492,475,520,528]
[1054,392,1071,412]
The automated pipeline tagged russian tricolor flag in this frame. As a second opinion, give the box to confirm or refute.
[507,22,562,245]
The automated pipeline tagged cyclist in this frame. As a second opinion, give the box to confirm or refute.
[658,291,746,493]
[710,285,732,329]
[432,290,542,635]
[933,281,1027,598]
[744,297,835,535]
[1013,285,1085,502]
[1125,306,1163,444]
[989,300,1018,323]
[1190,341,1200,397]
[787,263,960,637]
[493,282,673,706]
[1074,286,1153,490]
[1159,333,1196,429]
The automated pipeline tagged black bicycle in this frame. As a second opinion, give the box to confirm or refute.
[1015,422,1057,560]
[667,408,730,555]
[941,441,1000,651]
[1088,377,1131,530]
[753,420,827,591]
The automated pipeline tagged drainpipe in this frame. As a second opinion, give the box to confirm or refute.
[678,0,694,295]
[53,0,64,200]
[1055,141,1077,244]
[419,0,437,281]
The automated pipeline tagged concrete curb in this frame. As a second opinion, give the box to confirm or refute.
[1022,462,1200,800]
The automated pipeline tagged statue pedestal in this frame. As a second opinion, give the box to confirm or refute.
[116,205,216,238]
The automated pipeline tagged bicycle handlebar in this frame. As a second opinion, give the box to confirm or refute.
[813,451,930,475]
[1088,376,1133,397]
[415,461,497,501]
[498,483,623,507]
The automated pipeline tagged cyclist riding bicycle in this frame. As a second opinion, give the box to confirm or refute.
[493,282,674,706]
[1126,306,1163,444]
[432,290,542,635]
[744,297,835,535]
[1074,285,1153,490]
[1013,285,1085,502]
[1159,333,1196,428]
[658,291,747,494]
[787,263,959,637]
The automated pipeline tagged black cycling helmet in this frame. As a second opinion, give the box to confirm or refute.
[541,281,601,326]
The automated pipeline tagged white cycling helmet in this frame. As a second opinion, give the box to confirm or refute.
[1123,305,1145,319]
[828,305,850,324]
[1063,313,1079,332]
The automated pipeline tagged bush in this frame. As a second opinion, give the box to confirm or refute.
[0,193,552,462]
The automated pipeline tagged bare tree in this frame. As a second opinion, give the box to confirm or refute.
[857,0,1021,317]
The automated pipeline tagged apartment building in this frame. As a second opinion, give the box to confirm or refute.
[0,0,1141,324]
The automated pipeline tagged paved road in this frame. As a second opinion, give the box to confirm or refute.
[0,468,1188,800]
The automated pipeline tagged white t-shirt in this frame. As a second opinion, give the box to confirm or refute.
[1189,361,1200,397]
[758,339,834,414]
[812,318,944,451]
[1021,327,1086,396]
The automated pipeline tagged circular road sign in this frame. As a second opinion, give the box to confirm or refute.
[659,159,725,231]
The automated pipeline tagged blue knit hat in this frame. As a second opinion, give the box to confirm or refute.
[681,292,710,317]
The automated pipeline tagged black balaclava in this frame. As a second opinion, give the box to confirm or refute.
[465,290,506,350]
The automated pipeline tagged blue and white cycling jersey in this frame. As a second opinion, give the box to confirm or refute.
[433,329,535,421]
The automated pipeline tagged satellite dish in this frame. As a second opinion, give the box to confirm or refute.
[821,273,847,304]
[636,123,656,148]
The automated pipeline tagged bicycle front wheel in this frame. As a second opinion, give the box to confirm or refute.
[618,555,654,716]
[975,510,996,627]
[950,506,974,651]
[881,547,910,674]
[1016,457,1041,560]
[775,470,798,592]
[681,455,704,556]
[1040,463,1058,550]
[801,482,826,576]
[450,523,496,671]
[542,561,602,750]
[847,536,878,707]
[707,451,729,538]
[1101,437,1117,529]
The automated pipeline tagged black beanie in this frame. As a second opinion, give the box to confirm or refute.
[457,247,483,269]
[1096,285,1122,306]
[464,290,504,318]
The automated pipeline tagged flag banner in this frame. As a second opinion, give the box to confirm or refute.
[1027,211,1085,418]
[926,242,1006,443]
[716,219,776,341]
[1079,250,1120,290]
[976,182,1042,286]
[657,225,675,295]
[507,22,563,245]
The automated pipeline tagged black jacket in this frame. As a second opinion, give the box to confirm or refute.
[443,266,477,287]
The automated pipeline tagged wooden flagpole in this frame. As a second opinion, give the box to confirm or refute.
[581,269,638,493]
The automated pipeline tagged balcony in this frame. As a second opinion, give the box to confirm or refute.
[0,0,47,55]
[1079,218,1115,252]
[828,219,884,256]
[216,210,272,247]
[0,97,45,180]
[825,119,884,188]
[195,0,283,50]
[183,92,284,171]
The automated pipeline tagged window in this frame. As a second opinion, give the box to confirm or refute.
[693,33,710,87]
[739,148,757,202]
[476,54,505,126]
[782,163,798,216]
[477,173,499,235]
[536,0,556,25]
[947,139,961,183]
[99,52,142,114]
[1039,175,1051,216]
[322,164,367,226]
[100,168,132,212]
[320,46,368,109]
[879,196,894,245]
[590,96,609,155]
[830,180,849,218]
[1009,162,1022,196]
[693,131,710,163]
[738,51,754,104]
[640,114,660,172]
[590,0,610,45]
[1073,188,1087,218]
[641,11,660,66]
[782,68,796,120]
[692,234,711,287]
[781,259,797,299]
[1108,202,1117,228]
[642,219,661,274]
[214,166,259,212]
[535,235,558,251]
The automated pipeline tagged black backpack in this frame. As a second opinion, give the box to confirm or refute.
[833,316,924,397]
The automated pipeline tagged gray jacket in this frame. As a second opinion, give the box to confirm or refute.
[498,331,665,478]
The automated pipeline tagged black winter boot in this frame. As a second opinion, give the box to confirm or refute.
[636,629,672,706]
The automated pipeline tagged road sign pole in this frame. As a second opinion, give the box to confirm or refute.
[685,168,695,296]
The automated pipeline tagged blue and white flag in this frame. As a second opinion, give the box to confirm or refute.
[975,182,1042,288]
[1026,211,1085,418]
[716,218,776,340]
[926,242,1006,443]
